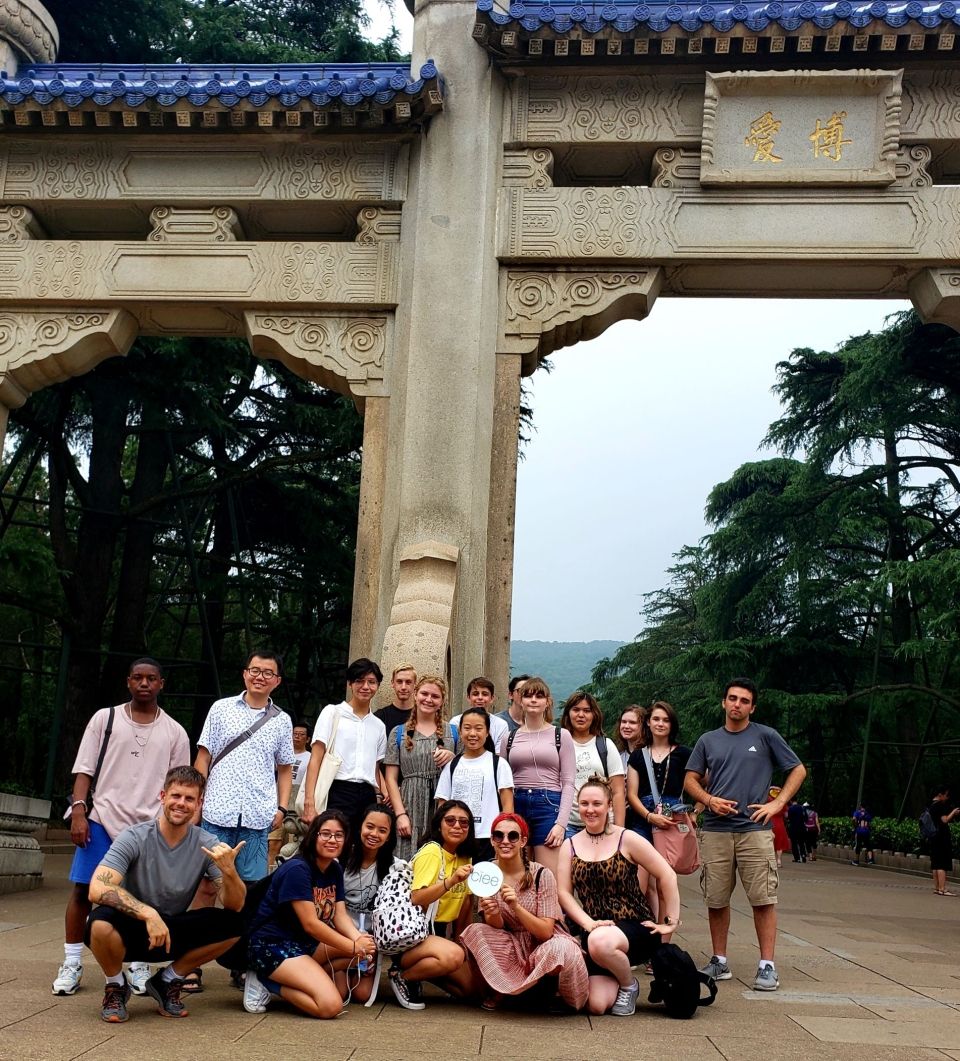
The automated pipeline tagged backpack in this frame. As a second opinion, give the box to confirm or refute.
[395,722,459,751]
[506,725,561,762]
[648,943,718,1019]
[371,858,430,955]
[449,750,503,812]
[919,808,939,841]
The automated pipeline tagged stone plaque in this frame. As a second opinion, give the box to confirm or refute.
[701,70,902,187]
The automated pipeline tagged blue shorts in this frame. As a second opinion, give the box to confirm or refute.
[514,788,562,847]
[248,936,315,979]
[69,819,113,884]
[202,821,269,881]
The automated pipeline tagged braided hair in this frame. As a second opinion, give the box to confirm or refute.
[403,674,448,752]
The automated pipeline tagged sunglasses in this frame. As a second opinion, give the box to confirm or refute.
[491,829,522,843]
[443,816,471,828]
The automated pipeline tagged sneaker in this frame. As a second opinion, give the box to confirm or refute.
[243,970,273,1014]
[52,961,83,996]
[126,962,151,996]
[753,964,780,991]
[388,967,425,1010]
[408,978,424,1005]
[144,969,189,1018]
[100,981,131,1023]
[610,977,640,1016]
[642,961,654,976]
[700,956,732,981]
[229,969,246,990]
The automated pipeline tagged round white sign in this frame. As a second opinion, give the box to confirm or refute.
[467,860,504,897]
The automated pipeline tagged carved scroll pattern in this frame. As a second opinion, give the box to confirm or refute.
[502,148,554,189]
[280,144,407,201]
[148,206,245,242]
[0,142,111,200]
[895,146,933,188]
[651,148,701,188]
[355,207,401,244]
[0,205,45,240]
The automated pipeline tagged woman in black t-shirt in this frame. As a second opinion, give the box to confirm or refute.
[928,786,959,896]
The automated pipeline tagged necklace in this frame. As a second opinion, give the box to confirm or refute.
[126,702,160,749]
[585,827,608,846]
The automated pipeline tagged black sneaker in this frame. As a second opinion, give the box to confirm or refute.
[408,978,424,1005]
[388,967,425,1010]
[101,980,131,1023]
[145,969,188,1018]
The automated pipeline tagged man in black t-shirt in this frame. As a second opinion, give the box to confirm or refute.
[375,663,417,739]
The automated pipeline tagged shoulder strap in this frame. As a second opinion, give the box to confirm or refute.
[396,726,403,748]
[641,747,661,805]
[449,752,464,780]
[506,728,517,761]
[89,706,116,802]
[210,702,281,773]
[534,865,544,891]
[492,752,502,811]
[450,722,459,747]
[596,735,609,778]
[699,972,719,1007]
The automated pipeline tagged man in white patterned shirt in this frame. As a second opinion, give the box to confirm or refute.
[194,650,295,883]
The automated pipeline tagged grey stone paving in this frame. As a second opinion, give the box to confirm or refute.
[2,854,959,1060]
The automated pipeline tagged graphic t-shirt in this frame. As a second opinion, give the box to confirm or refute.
[568,736,625,829]
[853,809,873,836]
[434,752,514,838]
[252,856,345,947]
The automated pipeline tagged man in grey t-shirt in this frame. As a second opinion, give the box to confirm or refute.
[86,766,246,1023]
[685,678,806,992]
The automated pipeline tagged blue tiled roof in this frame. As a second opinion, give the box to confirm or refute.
[0,61,443,110]
[475,0,960,33]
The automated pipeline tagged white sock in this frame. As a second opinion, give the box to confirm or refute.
[104,972,125,986]
[759,960,775,971]
[64,943,84,964]
[161,964,180,983]
[714,955,727,964]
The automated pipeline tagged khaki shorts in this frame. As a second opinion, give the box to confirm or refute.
[267,826,284,843]
[700,830,779,908]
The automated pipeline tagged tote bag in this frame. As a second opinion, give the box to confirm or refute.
[642,748,700,875]
[294,705,343,816]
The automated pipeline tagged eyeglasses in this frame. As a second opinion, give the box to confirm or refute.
[318,831,345,841]
[443,816,470,828]
[491,830,521,843]
[246,667,278,679]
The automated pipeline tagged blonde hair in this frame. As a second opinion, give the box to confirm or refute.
[577,773,613,803]
[392,663,417,680]
[404,674,448,751]
[519,676,554,724]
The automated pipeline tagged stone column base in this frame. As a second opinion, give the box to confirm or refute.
[0,792,52,895]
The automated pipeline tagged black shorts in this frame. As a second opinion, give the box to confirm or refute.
[583,918,658,975]
[86,906,243,963]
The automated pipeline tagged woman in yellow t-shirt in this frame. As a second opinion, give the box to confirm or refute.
[386,800,476,1008]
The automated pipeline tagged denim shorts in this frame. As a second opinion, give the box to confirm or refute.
[514,787,562,846]
[202,820,269,881]
[69,819,113,884]
[248,935,316,978]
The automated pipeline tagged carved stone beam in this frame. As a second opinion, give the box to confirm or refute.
[910,269,960,334]
[0,206,47,241]
[355,208,401,244]
[148,207,246,242]
[243,311,390,405]
[0,308,138,403]
[379,540,460,689]
[502,149,554,189]
[500,266,664,375]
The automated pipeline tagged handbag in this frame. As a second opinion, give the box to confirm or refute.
[642,748,700,875]
[371,857,430,954]
[294,704,343,816]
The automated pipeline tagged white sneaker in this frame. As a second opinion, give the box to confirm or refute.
[243,970,273,1014]
[52,962,83,995]
[126,962,151,995]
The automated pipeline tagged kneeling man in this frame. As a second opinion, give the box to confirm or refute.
[86,765,246,1022]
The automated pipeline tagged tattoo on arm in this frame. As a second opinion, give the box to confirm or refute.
[93,872,147,918]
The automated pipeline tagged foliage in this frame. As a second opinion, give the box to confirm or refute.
[817,816,960,855]
[590,311,960,817]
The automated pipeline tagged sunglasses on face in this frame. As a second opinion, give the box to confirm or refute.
[443,816,470,828]
[491,830,521,843]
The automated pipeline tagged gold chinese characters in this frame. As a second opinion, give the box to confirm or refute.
[745,110,854,164]
[744,111,783,163]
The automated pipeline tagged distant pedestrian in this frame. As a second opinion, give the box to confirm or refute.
[851,804,875,866]
[494,674,530,736]
[804,804,820,861]
[927,785,959,896]
[786,799,808,863]
[768,787,789,869]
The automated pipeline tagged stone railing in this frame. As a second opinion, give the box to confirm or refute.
[0,791,51,894]
[817,842,958,882]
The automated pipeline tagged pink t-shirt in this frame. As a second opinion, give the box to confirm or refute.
[71,704,190,839]
[498,726,577,829]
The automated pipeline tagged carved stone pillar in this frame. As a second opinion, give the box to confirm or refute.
[483,353,522,698]
[910,268,960,334]
[0,791,51,894]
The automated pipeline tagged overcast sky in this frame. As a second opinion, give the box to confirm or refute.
[364,7,912,642]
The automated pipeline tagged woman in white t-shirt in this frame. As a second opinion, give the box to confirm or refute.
[559,692,625,837]
[435,707,514,862]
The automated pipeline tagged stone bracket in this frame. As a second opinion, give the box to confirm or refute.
[355,207,401,244]
[502,148,554,189]
[500,266,663,373]
[0,308,138,405]
[148,206,246,242]
[0,205,47,240]
[243,310,390,402]
[909,268,960,333]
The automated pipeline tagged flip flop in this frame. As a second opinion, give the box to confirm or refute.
[181,969,203,993]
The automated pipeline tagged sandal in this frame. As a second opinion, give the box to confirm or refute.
[942,890,957,896]
[481,993,502,1011]
[181,969,204,993]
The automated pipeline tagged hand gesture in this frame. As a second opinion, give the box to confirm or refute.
[201,839,246,873]
[500,883,518,907]
[544,824,566,848]
[587,918,615,932]
[145,910,171,951]
[748,800,781,825]
[433,747,455,768]
[642,919,676,938]
[708,795,738,817]
[450,863,474,886]
[479,896,500,919]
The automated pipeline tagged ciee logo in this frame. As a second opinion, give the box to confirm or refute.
[470,871,500,886]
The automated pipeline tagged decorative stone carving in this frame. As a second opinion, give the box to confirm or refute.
[379,541,459,690]
[0,308,138,399]
[894,145,933,187]
[900,70,960,141]
[0,140,408,204]
[0,792,52,894]
[148,206,246,242]
[243,311,389,399]
[501,267,663,371]
[910,267,960,332]
[355,207,401,244]
[701,70,903,186]
[502,148,554,189]
[0,0,59,66]
[508,75,702,145]
[651,148,701,188]
[0,205,45,240]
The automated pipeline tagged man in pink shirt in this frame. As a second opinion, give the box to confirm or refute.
[53,658,190,998]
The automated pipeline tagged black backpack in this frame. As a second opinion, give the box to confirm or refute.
[648,943,718,1019]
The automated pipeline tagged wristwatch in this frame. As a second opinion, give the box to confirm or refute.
[277,805,288,814]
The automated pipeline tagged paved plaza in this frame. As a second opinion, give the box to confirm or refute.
[2,854,959,1061]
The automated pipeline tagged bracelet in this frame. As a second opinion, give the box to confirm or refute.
[70,800,87,811]
[397,812,409,819]
[442,878,449,892]
[277,805,288,814]
[663,916,683,927]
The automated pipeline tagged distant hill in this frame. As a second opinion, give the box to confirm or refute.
[509,640,624,703]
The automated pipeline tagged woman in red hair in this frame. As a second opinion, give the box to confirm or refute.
[459,812,588,1011]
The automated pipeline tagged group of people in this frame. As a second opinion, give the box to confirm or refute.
[55,653,811,1024]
